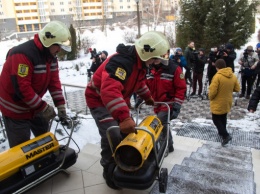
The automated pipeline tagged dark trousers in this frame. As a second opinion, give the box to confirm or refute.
[90,107,123,168]
[253,73,260,87]
[257,74,260,87]
[241,75,254,95]
[157,111,173,147]
[185,67,192,83]
[192,72,203,95]
[3,114,49,148]
[212,113,229,138]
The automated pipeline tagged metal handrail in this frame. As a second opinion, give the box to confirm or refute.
[61,83,88,114]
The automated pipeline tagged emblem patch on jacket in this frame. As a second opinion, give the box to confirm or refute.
[115,67,126,80]
[18,64,29,77]
[180,73,184,79]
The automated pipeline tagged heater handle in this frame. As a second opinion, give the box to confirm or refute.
[106,126,120,154]
[135,101,172,167]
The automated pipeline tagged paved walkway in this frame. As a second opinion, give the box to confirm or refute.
[26,135,260,194]
[44,89,250,121]
[28,90,259,194]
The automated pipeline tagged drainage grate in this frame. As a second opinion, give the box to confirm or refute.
[176,122,260,149]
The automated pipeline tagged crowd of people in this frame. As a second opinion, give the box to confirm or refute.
[1,20,260,190]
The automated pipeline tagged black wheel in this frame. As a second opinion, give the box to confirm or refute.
[159,168,168,193]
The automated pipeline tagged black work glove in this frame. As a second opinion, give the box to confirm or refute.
[57,104,67,120]
[145,97,155,106]
[170,103,182,120]
[42,104,56,122]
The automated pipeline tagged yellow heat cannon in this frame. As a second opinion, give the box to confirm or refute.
[113,115,164,172]
[0,117,78,194]
[107,102,171,193]
[0,132,60,182]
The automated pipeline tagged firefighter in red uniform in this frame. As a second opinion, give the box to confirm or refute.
[85,31,170,189]
[146,51,186,153]
[0,21,70,148]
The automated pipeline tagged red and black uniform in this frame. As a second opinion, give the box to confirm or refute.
[86,44,151,122]
[146,60,186,149]
[0,34,65,119]
[85,44,152,171]
[146,60,186,112]
[0,34,65,148]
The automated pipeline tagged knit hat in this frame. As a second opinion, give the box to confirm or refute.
[199,48,204,52]
[256,43,260,49]
[246,45,253,51]
[102,50,108,57]
[215,59,226,69]
[175,47,182,52]
[225,43,233,50]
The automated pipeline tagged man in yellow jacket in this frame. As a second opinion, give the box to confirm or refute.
[208,59,240,146]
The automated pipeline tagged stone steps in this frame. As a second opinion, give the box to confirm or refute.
[150,142,256,194]
[169,165,255,194]
[151,176,237,194]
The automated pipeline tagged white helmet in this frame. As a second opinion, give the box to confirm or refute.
[38,21,71,52]
[135,31,170,65]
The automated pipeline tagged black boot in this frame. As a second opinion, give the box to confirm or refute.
[103,163,121,190]
[221,135,232,146]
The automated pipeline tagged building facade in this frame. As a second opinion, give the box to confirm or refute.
[0,0,178,39]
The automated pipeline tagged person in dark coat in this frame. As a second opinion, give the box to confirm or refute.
[248,86,260,112]
[216,43,237,72]
[191,48,207,96]
[207,47,218,85]
[87,50,108,81]
[184,41,195,84]
[254,43,260,87]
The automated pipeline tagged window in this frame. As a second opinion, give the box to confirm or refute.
[61,8,64,12]
[19,25,25,32]
[62,15,66,19]
[34,24,39,31]
[120,6,123,9]
[60,2,64,5]
[50,2,54,5]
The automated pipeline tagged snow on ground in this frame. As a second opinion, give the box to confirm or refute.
[0,25,260,153]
